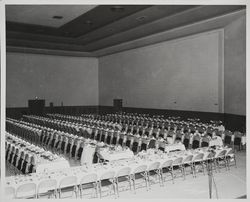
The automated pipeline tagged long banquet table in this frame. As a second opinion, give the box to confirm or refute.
[6,133,70,173]
[98,147,134,162]
[5,146,231,195]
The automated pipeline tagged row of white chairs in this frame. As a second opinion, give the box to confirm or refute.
[5,147,237,199]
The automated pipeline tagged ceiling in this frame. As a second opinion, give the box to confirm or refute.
[6,5,246,57]
[6,5,97,28]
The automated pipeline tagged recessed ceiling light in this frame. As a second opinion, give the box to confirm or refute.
[85,20,93,25]
[110,6,125,12]
[136,16,147,21]
[53,16,63,19]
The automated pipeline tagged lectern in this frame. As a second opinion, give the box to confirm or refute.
[28,99,45,115]
[113,99,122,112]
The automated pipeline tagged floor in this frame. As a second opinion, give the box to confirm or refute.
[6,150,246,199]
[102,150,247,199]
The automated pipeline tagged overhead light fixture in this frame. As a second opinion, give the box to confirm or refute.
[53,15,63,19]
[136,16,147,21]
[110,5,125,12]
[85,20,93,25]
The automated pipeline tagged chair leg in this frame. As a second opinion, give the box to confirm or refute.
[193,163,197,178]
[202,162,205,175]
[128,177,132,191]
[226,158,230,170]
[132,177,136,194]
[144,172,149,191]
[112,183,117,198]
[58,190,61,199]
[157,171,162,186]
[216,159,221,172]
[213,160,217,173]
[116,181,119,197]
[96,181,101,198]
[234,156,237,168]
[191,163,195,177]
[223,158,228,171]
[183,165,186,180]
[79,186,82,198]
[159,170,164,187]
[74,186,78,198]
[171,166,175,184]
[95,184,98,198]
[147,172,151,190]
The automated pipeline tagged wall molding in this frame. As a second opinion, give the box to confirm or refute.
[7,46,96,58]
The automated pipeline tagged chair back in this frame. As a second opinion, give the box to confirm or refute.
[224,132,232,144]
[201,136,210,147]
[16,182,36,198]
[158,141,166,151]
[183,133,190,148]
[161,159,173,168]
[116,167,131,177]
[205,151,215,160]
[215,149,227,158]
[132,139,140,153]
[140,139,148,151]
[193,153,204,162]
[106,132,113,144]
[133,164,147,174]
[233,132,242,145]
[192,139,200,149]
[80,173,98,184]
[37,179,57,195]
[100,171,115,181]
[183,155,193,163]
[5,186,15,199]
[125,136,134,148]
[59,176,77,189]
[148,161,160,171]
[148,139,156,149]
[112,132,119,145]
[172,157,183,166]
[225,148,233,156]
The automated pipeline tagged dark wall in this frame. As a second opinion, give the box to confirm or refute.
[224,113,246,133]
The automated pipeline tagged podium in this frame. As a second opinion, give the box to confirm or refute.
[28,99,45,115]
[113,99,122,112]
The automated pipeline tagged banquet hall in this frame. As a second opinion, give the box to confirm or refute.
[4,4,246,199]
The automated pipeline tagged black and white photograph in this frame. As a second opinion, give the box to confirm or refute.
[0,1,248,200]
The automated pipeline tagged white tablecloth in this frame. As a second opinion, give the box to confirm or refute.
[164,143,186,153]
[80,145,96,166]
[36,159,70,173]
[98,149,134,161]
[209,137,223,147]
[5,147,229,196]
